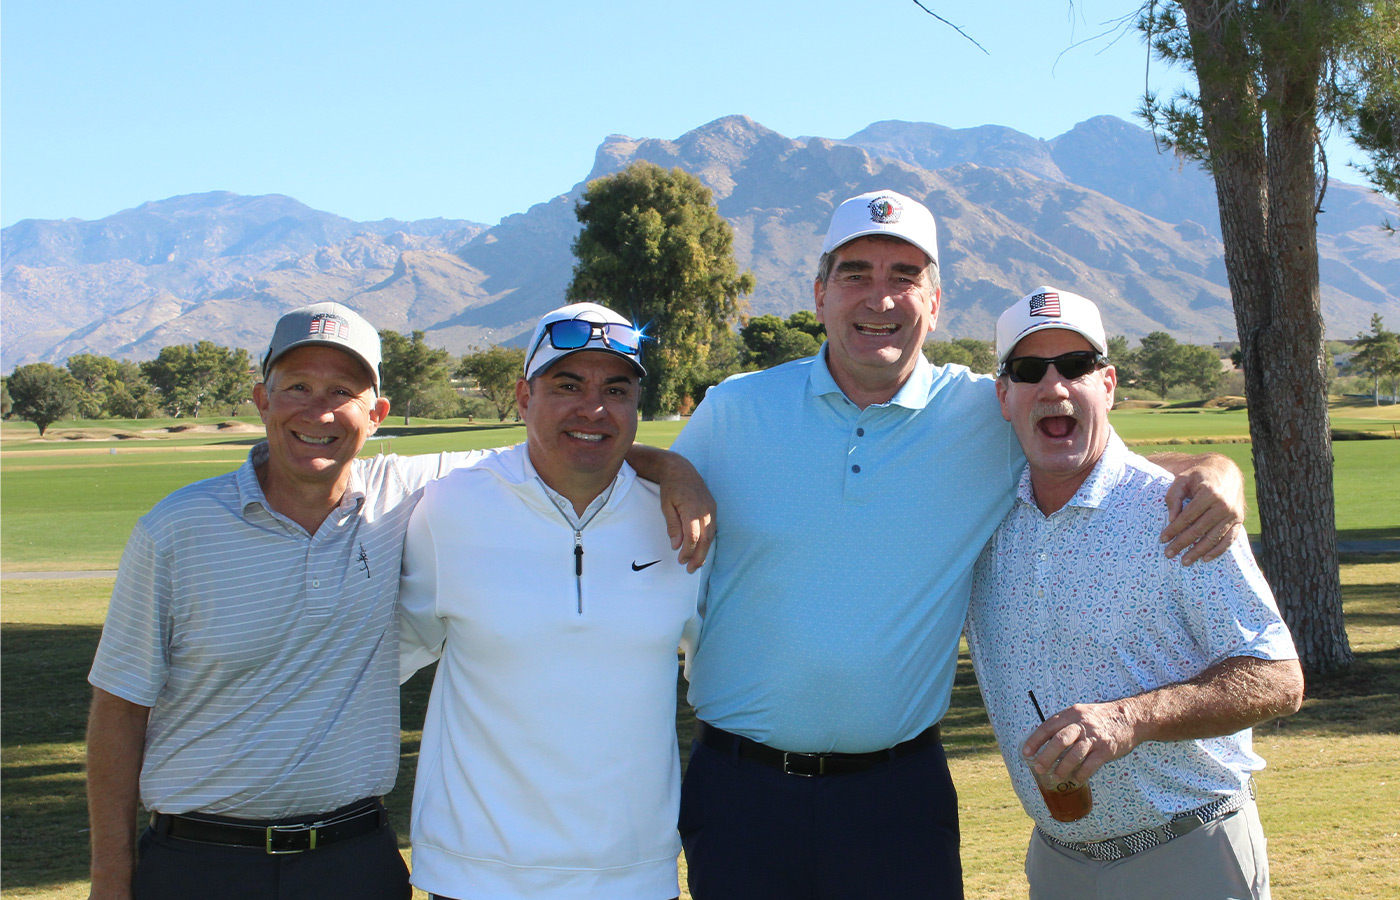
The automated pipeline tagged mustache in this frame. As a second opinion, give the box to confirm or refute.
[1031,400,1078,423]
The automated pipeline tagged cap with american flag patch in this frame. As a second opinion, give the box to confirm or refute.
[995,285,1107,366]
[262,302,383,394]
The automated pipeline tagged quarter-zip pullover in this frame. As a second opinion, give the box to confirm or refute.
[398,443,702,899]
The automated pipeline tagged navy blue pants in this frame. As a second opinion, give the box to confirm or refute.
[133,819,410,900]
[679,732,963,900]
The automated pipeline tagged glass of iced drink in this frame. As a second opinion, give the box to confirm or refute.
[1030,765,1093,822]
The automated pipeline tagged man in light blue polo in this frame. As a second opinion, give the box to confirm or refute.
[670,189,1245,900]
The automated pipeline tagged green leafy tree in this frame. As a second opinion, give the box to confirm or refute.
[691,327,748,404]
[1332,2,1400,206]
[924,337,996,374]
[1179,343,1225,397]
[105,366,160,419]
[380,329,455,424]
[785,310,826,342]
[1,376,13,419]
[412,382,467,420]
[740,315,822,370]
[1134,0,1400,672]
[65,354,114,418]
[1135,331,1183,399]
[567,162,755,418]
[7,363,77,436]
[142,342,254,417]
[458,345,527,421]
[1351,314,1400,404]
[66,354,157,419]
[1107,334,1139,389]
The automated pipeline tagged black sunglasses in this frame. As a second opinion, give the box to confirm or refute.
[1000,350,1108,384]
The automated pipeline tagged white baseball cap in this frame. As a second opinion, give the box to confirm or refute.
[995,285,1108,366]
[263,302,382,394]
[821,189,940,269]
[524,302,648,380]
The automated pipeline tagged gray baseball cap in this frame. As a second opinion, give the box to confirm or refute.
[262,302,382,394]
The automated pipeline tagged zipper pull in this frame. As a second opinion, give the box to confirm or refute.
[574,531,584,615]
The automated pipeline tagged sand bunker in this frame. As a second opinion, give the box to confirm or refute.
[145,421,263,434]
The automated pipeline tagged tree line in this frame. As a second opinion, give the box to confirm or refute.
[20,315,1384,437]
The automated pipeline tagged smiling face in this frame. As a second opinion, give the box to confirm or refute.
[997,329,1117,514]
[253,344,389,502]
[814,235,940,407]
[516,350,640,514]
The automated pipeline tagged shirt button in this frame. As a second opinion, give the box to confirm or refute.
[856,428,865,437]
[1038,552,1047,561]
[1035,588,1045,598]
[852,464,861,473]
[313,579,321,588]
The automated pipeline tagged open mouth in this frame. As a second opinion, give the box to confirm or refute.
[854,323,899,336]
[1036,416,1078,440]
[293,432,336,446]
[566,431,606,443]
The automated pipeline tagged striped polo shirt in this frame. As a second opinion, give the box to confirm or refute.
[89,443,482,819]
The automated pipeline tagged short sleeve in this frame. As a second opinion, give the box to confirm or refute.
[88,519,170,707]
[1177,533,1298,664]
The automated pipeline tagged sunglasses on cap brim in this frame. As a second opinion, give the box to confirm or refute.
[999,350,1108,384]
[528,318,643,365]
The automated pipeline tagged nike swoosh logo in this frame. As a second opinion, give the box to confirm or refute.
[631,559,662,571]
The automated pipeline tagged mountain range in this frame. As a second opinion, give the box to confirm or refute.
[3,114,1396,371]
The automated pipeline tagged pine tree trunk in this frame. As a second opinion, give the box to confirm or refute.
[1180,0,1352,675]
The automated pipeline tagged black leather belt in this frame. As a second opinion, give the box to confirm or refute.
[150,797,386,854]
[695,720,941,777]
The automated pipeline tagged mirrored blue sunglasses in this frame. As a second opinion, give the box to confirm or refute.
[541,319,643,355]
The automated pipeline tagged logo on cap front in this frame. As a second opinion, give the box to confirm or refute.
[1029,291,1061,317]
[309,313,350,339]
[868,196,903,224]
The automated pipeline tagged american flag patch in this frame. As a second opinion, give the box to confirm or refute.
[309,313,349,339]
[1029,291,1061,317]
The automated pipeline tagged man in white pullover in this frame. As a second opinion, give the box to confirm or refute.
[399,302,702,900]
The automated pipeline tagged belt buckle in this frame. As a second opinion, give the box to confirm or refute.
[782,751,826,777]
[265,823,316,854]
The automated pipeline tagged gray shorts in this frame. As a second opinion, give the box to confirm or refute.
[1026,798,1270,900]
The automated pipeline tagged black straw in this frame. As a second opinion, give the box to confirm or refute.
[1028,690,1046,722]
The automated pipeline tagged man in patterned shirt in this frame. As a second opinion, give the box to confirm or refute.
[965,286,1304,900]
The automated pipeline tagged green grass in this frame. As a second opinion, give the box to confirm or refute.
[4,561,1396,899]
[0,420,688,572]
[1128,440,1400,543]
[2,405,1396,895]
[6,413,1393,572]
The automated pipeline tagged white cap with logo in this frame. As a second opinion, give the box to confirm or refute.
[822,189,940,269]
[263,302,383,394]
[995,285,1108,366]
[524,302,648,380]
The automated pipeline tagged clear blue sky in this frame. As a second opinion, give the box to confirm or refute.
[1,0,1367,228]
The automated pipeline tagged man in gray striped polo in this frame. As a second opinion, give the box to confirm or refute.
[85,302,713,900]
